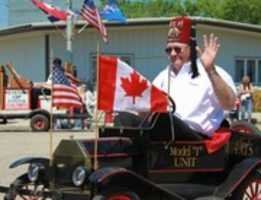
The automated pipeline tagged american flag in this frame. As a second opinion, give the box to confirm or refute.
[65,72,80,89]
[80,0,108,42]
[52,65,82,109]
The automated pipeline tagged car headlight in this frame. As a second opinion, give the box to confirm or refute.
[27,163,41,182]
[72,166,86,186]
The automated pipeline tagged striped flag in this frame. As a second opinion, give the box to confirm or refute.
[31,0,70,22]
[52,65,82,109]
[65,72,80,89]
[80,0,108,42]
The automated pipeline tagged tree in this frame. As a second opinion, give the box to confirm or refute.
[102,0,261,25]
[195,0,225,18]
[222,0,261,24]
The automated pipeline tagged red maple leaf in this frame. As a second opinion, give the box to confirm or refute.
[120,71,148,104]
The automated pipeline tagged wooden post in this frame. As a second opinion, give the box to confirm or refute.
[0,65,7,110]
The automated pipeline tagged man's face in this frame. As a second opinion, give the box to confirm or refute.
[165,42,191,72]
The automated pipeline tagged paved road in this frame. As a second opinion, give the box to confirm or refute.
[0,119,95,199]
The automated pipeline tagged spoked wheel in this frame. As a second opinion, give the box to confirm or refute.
[230,171,261,200]
[4,175,49,200]
[93,189,141,200]
[106,192,140,200]
[230,121,260,136]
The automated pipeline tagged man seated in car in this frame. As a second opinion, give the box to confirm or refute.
[152,16,236,140]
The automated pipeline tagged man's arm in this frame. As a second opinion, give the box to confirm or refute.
[206,67,236,110]
[199,33,236,110]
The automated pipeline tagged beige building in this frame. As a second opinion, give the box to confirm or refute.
[0,17,260,87]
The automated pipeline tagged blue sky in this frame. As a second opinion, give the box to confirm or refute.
[0,0,8,27]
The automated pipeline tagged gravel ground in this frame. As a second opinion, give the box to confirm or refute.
[0,116,260,199]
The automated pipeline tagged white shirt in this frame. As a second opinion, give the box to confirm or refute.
[85,90,96,117]
[85,90,96,107]
[153,60,236,137]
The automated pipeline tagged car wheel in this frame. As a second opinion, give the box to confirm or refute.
[230,170,261,200]
[4,174,48,200]
[31,114,50,132]
[94,189,141,200]
[230,121,260,136]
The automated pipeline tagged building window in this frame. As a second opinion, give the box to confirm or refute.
[235,60,244,83]
[258,60,261,83]
[89,53,134,86]
[247,60,256,83]
[235,58,261,86]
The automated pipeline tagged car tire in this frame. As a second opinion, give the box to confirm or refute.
[94,189,141,200]
[4,174,48,200]
[31,114,50,132]
[230,120,261,136]
[230,170,261,200]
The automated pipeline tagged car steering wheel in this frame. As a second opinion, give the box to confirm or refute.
[168,95,176,113]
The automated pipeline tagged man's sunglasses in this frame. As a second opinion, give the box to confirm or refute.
[165,47,183,54]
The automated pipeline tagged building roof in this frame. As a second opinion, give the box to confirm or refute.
[1,16,261,37]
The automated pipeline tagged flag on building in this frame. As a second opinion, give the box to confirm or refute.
[31,0,70,22]
[98,56,169,113]
[100,0,127,23]
[80,0,108,42]
[52,65,82,109]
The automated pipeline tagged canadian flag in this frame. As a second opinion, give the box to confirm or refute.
[98,55,169,113]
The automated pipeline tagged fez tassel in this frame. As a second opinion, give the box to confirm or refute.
[98,56,169,113]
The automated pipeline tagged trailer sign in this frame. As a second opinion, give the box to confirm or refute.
[5,89,30,110]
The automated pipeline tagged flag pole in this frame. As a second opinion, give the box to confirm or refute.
[94,41,100,170]
[65,0,75,134]
[49,51,54,165]
[78,22,89,34]
[167,64,175,142]
[66,0,73,63]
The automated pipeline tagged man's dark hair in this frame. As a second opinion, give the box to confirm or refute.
[53,57,62,66]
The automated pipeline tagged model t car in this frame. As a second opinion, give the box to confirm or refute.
[0,102,260,200]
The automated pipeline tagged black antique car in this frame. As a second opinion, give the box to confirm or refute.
[0,111,260,200]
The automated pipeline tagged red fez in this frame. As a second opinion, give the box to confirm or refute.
[167,16,192,44]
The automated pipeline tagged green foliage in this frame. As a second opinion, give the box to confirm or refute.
[119,0,178,18]
[222,0,261,24]
[194,0,225,18]
[108,0,261,25]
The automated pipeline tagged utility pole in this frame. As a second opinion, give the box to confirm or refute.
[66,0,73,64]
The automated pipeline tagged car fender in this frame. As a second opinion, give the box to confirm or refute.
[216,158,261,198]
[28,109,50,118]
[9,157,49,169]
[89,167,186,200]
